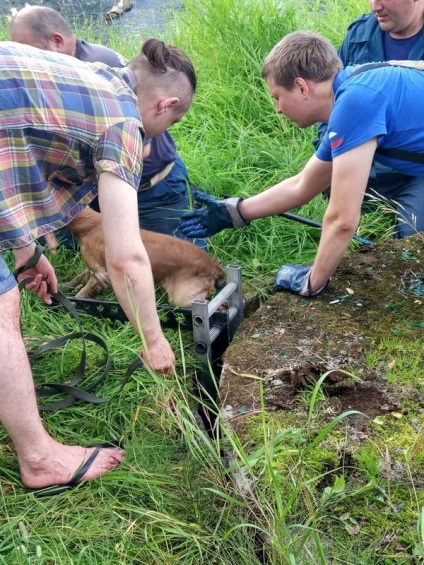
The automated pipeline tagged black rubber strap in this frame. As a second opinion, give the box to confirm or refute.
[30,327,141,411]
[350,62,392,76]
[14,244,141,410]
[374,147,424,164]
[14,244,47,291]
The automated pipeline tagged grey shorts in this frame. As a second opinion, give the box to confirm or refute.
[0,253,17,295]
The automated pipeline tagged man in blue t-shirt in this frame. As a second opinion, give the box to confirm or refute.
[9,5,201,244]
[317,0,424,238]
[177,31,424,297]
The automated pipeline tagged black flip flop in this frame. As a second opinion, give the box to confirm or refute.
[25,443,122,498]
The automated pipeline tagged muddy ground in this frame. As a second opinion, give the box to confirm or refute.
[219,233,424,558]
[220,233,424,439]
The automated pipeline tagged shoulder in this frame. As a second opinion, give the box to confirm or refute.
[339,13,384,64]
[76,38,127,67]
[345,13,379,39]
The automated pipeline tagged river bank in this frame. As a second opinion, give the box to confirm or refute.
[1,0,184,34]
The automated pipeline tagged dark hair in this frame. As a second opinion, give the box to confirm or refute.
[140,38,197,93]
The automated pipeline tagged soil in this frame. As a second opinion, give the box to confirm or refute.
[220,233,424,440]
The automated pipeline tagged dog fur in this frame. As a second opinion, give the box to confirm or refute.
[63,207,225,307]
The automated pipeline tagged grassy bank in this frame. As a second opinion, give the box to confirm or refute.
[1,1,417,563]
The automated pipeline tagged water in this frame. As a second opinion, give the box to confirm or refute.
[1,0,184,34]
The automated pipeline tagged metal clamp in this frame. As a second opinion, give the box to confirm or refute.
[191,265,243,367]
[67,264,244,372]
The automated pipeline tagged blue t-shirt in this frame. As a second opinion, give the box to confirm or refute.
[316,64,424,177]
[141,131,177,183]
[384,30,422,60]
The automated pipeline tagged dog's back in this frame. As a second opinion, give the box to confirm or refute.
[67,207,225,307]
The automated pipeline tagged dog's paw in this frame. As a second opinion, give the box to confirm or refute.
[217,300,229,311]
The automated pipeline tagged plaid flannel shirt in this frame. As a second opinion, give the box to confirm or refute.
[0,42,144,250]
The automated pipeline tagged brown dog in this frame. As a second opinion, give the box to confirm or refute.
[62,207,225,307]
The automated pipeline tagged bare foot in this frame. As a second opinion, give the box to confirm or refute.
[19,441,124,489]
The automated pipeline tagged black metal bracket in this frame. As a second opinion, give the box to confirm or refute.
[67,264,244,376]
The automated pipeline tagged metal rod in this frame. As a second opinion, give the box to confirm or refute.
[207,281,237,316]
[280,212,373,246]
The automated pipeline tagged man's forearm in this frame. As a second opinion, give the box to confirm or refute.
[107,262,163,346]
[309,140,375,291]
[238,176,307,221]
[13,242,37,264]
[309,219,357,292]
[238,156,332,221]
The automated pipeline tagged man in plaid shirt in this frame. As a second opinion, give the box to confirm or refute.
[0,38,196,494]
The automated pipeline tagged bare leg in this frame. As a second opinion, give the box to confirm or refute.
[0,287,124,489]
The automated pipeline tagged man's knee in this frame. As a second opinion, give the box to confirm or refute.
[395,208,424,238]
[367,172,424,238]
[394,179,424,238]
[0,285,21,331]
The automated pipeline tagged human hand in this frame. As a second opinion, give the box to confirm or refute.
[14,244,58,304]
[140,334,176,376]
[178,192,249,238]
[274,264,328,297]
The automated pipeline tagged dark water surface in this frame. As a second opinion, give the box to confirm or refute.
[1,0,184,35]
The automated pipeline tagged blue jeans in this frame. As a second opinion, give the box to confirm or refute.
[0,253,17,295]
[366,163,424,239]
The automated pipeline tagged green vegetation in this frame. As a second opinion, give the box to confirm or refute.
[1,1,422,563]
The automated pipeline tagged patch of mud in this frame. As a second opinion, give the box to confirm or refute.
[220,233,423,438]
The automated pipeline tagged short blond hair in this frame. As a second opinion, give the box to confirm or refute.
[261,31,342,89]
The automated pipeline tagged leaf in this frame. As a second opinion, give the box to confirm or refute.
[373,416,385,425]
[252,258,261,268]
[228,367,264,380]
[323,475,346,499]
[345,524,360,536]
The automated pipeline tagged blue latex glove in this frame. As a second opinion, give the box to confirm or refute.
[275,264,329,297]
[178,192,249,238]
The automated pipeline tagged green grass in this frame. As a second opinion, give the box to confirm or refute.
[1,0,419,563]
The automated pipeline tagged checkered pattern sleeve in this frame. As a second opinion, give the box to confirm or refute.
[0,43,144,250]
[94,120,144,190]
